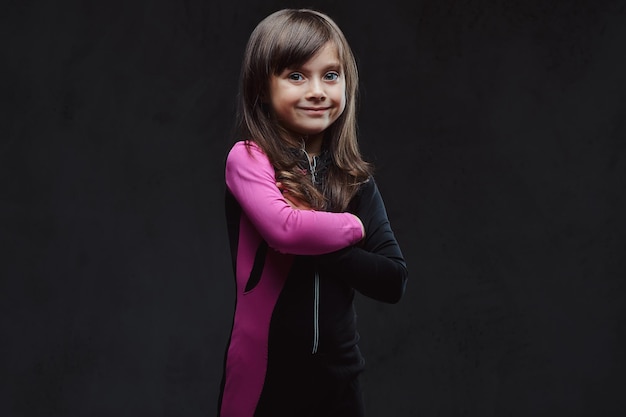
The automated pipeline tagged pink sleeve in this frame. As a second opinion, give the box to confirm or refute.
[225,141,364,255]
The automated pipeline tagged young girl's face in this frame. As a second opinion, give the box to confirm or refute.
[269,42,346,144]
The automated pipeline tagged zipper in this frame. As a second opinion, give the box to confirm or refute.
[304,142,321,354]
[312,270,320,354]
[301,146,318,185]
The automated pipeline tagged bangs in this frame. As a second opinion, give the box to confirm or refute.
[267,14,341,73]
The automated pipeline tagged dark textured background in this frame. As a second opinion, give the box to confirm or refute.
[2,0,625,416]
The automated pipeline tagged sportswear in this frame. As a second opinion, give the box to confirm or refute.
[218,141,407,416]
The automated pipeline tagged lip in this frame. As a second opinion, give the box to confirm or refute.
[299,107,330,113]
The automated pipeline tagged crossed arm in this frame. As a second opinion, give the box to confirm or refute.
[227,140,407,303]
[280,176,408,304]
[225,141,364,255]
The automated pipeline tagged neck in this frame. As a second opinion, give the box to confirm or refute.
[302,133,323,156]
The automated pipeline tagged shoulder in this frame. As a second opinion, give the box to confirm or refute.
[357,176,378,195]
[227,140,263,157]
[345,176,377,211]
[227,140,268,165]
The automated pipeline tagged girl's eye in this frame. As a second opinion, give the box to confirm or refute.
[324,72,339,81]
[288,73,304,81]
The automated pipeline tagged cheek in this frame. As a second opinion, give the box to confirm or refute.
[337,83,347,111]
[269,95,288,117]
[271,88,296,109]
[337,92,347,116]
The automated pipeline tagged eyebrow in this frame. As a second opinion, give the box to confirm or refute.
[284,61,343,72]
[323,62,343,71]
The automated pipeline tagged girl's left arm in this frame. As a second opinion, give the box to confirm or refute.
[317,178,408,304]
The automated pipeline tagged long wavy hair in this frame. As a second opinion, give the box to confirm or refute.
[236,8,371,211]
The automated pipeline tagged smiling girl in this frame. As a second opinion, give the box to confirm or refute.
[218,9,408,417]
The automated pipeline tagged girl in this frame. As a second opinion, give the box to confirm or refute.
[218,8,408,417]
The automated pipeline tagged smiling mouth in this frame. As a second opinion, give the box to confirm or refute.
[300,107,330,112]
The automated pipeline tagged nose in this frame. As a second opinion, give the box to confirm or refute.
[306,79,326,101]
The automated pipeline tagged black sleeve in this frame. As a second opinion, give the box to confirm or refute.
[317,177,408,304]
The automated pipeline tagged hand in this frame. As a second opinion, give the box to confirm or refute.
[276,182,313,210]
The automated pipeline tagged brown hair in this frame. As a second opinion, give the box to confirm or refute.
[236,8,371,211]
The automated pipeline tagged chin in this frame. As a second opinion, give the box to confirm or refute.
[290,128,325,137]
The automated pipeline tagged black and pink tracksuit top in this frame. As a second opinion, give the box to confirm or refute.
[218,141,407,416]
